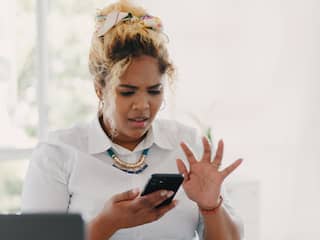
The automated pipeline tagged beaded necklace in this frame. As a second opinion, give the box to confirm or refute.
[106,148,149,174]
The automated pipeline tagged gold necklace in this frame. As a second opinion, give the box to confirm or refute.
[106,148,149,174]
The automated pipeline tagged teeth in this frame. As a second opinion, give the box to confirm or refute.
[132,117,146,121]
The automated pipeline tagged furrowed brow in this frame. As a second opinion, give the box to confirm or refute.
[118,83,162,90]
[118,84,138,90]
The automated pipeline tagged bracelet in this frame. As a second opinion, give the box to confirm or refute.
[199,196,223,215]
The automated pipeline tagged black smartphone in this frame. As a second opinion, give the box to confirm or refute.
[141,173,184,208]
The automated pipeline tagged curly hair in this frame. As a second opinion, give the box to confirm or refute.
[88,0,175,133]
[89,0,175,92]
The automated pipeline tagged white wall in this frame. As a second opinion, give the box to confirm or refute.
[142,0,320,239]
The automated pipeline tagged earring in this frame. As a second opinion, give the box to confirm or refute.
[98,99,104,115]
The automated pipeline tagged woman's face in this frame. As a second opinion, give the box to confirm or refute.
[104,55,164,146]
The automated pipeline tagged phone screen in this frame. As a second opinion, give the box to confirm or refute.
[141,173,184,208]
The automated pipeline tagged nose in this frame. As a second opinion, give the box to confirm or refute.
[132,94,150,111]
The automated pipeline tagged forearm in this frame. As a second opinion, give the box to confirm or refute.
[87,215,118,240]
[202,205,242,240]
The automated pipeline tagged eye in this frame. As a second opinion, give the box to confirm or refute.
[148,90,161,95]
[120,91,135,96]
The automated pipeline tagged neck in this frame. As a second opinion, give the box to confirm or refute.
[114,141,140,151]
[98,115,146,151]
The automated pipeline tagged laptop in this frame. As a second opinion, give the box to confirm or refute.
[0,213,85,240]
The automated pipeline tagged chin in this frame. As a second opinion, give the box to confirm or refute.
[128,128,149,139]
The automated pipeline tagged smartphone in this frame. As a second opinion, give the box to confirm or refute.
[141,173,184,208]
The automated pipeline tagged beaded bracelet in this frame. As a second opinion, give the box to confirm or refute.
[199,196,223,215]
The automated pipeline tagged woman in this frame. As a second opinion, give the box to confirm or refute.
[22,0,244,239]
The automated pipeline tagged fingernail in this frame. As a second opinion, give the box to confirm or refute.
[160,190,168,197]
[167,191,174,198]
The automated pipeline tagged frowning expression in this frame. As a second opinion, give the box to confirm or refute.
[106,55,164,146]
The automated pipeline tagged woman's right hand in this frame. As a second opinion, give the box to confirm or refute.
[88,188,177,240]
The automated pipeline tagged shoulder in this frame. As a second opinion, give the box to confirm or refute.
[45,121,90,152]
[154,118,203,151]
[29,142,73,179]
[30,121,91,172]
[155,118,199,139]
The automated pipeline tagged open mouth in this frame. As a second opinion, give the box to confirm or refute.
[128,117,149,121]
[128,117,149,127]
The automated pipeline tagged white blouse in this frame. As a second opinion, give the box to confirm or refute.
[21,116,243,240]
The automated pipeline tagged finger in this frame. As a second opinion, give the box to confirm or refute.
[111,188,140,203]
[154,200,178,219]
[180,142,197,165]
[202,136,212,163]
[221,158,243,179]
[176,159,189,181]
[139,190,174,208]
[212,139,224,166]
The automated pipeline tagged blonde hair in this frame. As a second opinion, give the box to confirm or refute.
[88,0,175,132]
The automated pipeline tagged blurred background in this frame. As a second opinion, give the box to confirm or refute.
[0,0,319,239]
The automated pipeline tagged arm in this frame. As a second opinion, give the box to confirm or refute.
[21,143,70,212]
[177,137,243,240]
[87,214,118,240]
[201,205,242,240]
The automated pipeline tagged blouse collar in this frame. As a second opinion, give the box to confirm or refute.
[88,115,174,154]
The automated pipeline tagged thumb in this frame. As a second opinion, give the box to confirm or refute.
[111,188,140,203]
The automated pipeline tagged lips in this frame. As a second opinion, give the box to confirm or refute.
[128,117,149,128]
[128,117,149,122]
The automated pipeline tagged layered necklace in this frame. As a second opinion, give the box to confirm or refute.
[106,148,149,174]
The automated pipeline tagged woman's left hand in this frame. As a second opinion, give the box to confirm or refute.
[176,137,243,210]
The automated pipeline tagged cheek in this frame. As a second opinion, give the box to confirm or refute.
[151,96,163,112]
[114,99,131,119]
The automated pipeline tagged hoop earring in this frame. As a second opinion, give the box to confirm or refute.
[98,99,104,116]
[111,128,119,138]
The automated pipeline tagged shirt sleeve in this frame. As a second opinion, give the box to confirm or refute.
[21,142,72,213]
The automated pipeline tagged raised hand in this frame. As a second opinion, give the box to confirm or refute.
[176,137,242,210]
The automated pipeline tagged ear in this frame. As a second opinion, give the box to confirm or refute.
[94,81,103,100]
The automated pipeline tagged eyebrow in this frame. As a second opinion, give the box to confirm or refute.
[118,83,162,90]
